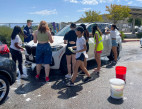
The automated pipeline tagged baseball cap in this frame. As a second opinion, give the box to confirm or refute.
[76,26,84,33]
[27,20,33,23]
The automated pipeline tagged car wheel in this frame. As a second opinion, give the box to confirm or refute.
[107,46,120,61]
[0,75,10,104]
[60,54,68,75]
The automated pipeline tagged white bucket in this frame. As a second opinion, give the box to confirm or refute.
[109,78,125,99]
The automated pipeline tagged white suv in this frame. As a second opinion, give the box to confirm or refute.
[24,23,122,74]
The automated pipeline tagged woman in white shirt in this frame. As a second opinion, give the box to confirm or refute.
[105,25,118,64]
[10,26,28,79]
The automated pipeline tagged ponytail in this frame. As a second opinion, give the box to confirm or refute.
[112,25,118,30]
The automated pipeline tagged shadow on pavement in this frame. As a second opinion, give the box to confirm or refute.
[107,96,124,105]
[57,85,83,99]
[15,68,45,95]
[106,62,116,69]
[50,59,109,100]
[14,58,110,97]
[51,70,100,100]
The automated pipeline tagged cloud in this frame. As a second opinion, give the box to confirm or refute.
[99,0,113,3]
[29,9,57,16]
[77,8,91,12]
[128,1,133,5]
[65,0,114,5]
[81,0,98,5]
[64,0,78,3]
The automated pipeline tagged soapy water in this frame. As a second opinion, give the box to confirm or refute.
[111,85,124,91]
[26,98,31,102]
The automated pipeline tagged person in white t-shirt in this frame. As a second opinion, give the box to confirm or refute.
[10,26,28,79]
[105,25,119,65]
[67,26,92,87]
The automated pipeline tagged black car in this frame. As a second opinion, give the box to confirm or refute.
[0,56,16,104]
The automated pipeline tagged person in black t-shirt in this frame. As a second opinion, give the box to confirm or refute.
[79,24,89,75]
[64,23,77,79]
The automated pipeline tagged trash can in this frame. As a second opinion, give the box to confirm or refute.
[116,66,127,81]
[109,78,125,99]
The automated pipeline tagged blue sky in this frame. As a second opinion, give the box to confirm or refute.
[0,0,142,23]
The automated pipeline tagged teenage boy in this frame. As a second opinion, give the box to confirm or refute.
[24,20,33,43]
[24,20,33,67]
[67,26,92,87]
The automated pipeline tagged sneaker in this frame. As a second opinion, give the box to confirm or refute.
[46,77,50,82]
[21,74,28,79]
[65,74,72,79]
[35,74,39,79]
[112,61,117,66]
[79,71,85,76]
[84,77,92,83]
[66,81,74,87]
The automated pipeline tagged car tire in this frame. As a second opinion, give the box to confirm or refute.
[60,54,68,75]
[0,75,10,104]
[107,46,120,61]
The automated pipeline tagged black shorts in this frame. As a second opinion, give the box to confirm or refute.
[86,42,89,53]
[65,45,76,55]
[76,53,85,62]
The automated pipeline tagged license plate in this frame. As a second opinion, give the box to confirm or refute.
[29,55,33,61]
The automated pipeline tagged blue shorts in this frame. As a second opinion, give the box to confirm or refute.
[76,53,85,62]
[36,43,52,64]
[112,40,118,47]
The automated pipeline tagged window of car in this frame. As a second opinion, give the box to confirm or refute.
[56,25,71,36]
[87,24,96,33]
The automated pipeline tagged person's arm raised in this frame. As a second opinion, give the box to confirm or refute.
[105,29,110,34]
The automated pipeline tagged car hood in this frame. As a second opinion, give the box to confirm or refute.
[26,36,64,47]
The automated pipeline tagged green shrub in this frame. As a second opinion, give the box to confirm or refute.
[136,32,142,38]
[0,26,13,46]
[120,31,126,40]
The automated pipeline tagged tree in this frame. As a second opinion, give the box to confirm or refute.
[81,10,104,23]
[106,4,131,24]
[128,18,142,27]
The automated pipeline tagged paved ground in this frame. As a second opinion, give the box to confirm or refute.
[1,41,142,109]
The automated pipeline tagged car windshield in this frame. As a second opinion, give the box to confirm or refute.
[56,25,71,36]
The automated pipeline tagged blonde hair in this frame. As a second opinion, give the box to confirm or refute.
[38,21,49,33]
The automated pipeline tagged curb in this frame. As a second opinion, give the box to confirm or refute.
[123,40,140,42]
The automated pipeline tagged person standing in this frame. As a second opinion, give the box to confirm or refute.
[23,20,33,43]
[67,26,92,87]
[79,24,89,75]
[64,23,77,79]
[50,28,55,36]
[33,21,54,82]
[92,24,104,73]
[105,25,118,64]
[10,26,28,79]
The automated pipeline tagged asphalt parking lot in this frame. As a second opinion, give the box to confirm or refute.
[1,41,142,109]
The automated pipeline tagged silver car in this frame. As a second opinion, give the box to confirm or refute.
[24,23,122,74]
